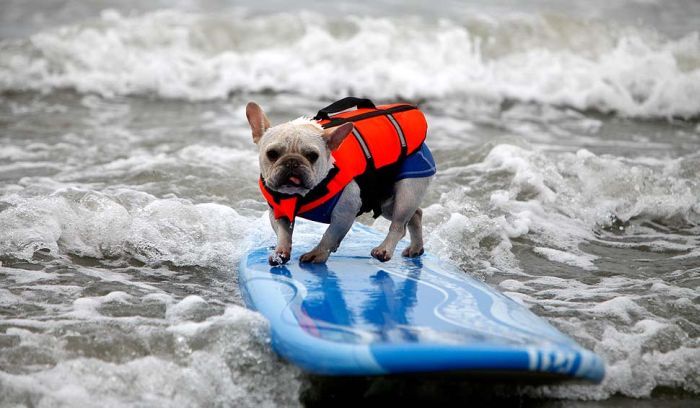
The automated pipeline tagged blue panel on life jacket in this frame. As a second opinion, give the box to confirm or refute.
[298,190,343,224]
[397,143,436,180]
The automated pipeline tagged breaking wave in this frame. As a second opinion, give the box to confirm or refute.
[1,9,699,118]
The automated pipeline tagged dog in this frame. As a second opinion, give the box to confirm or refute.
[246,101,434,265]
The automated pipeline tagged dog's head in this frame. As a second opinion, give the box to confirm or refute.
[246,102,354,196]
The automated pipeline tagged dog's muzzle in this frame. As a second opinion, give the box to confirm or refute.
[271,156,314,189]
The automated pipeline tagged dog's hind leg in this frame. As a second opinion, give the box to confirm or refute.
[371,177,430,262]
[401,208,424,257]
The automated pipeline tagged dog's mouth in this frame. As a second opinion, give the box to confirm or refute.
[267,168,314,194]
[284,175,303,188]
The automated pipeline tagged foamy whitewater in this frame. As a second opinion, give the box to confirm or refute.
[0,0,699,406]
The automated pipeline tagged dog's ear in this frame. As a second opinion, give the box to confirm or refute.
[246,102,271,144]
[322,123,354,151]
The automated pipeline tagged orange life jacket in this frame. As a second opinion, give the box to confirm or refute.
[259,97,428,223]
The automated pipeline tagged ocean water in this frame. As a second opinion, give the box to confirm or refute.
[0,0,699,406]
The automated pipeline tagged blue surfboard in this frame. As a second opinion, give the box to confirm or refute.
[239,223,605,382]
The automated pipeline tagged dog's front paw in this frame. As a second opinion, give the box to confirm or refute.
[371,246,392,262]
[401,245,424,258]
[269,247,291,266]
[299,248,330,264]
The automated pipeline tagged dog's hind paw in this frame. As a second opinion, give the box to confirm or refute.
[401,246,424,258]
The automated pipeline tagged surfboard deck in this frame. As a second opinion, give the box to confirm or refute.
[239,223,605,382]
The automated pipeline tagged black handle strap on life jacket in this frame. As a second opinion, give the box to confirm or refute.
[313,97,376,120]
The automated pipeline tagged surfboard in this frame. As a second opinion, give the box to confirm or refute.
[239,223,605,382]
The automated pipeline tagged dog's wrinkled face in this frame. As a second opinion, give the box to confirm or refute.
[246,102,353,196]
[259,120,331,195]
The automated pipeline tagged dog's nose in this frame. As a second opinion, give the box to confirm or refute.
[284,158,300,169]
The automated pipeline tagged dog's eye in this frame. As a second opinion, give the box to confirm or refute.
[305,151,319,164]
[266,149,280,161]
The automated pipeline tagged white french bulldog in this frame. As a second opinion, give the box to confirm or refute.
[246,102,432,265]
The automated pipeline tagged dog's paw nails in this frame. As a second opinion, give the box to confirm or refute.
[402,246,424,258]
[371,247,392,262]
[300,249,329,264]
[268,249,290,266]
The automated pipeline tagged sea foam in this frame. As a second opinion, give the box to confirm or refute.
[1,10,699,118]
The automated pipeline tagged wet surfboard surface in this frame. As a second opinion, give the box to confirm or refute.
[239,223,605,382]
